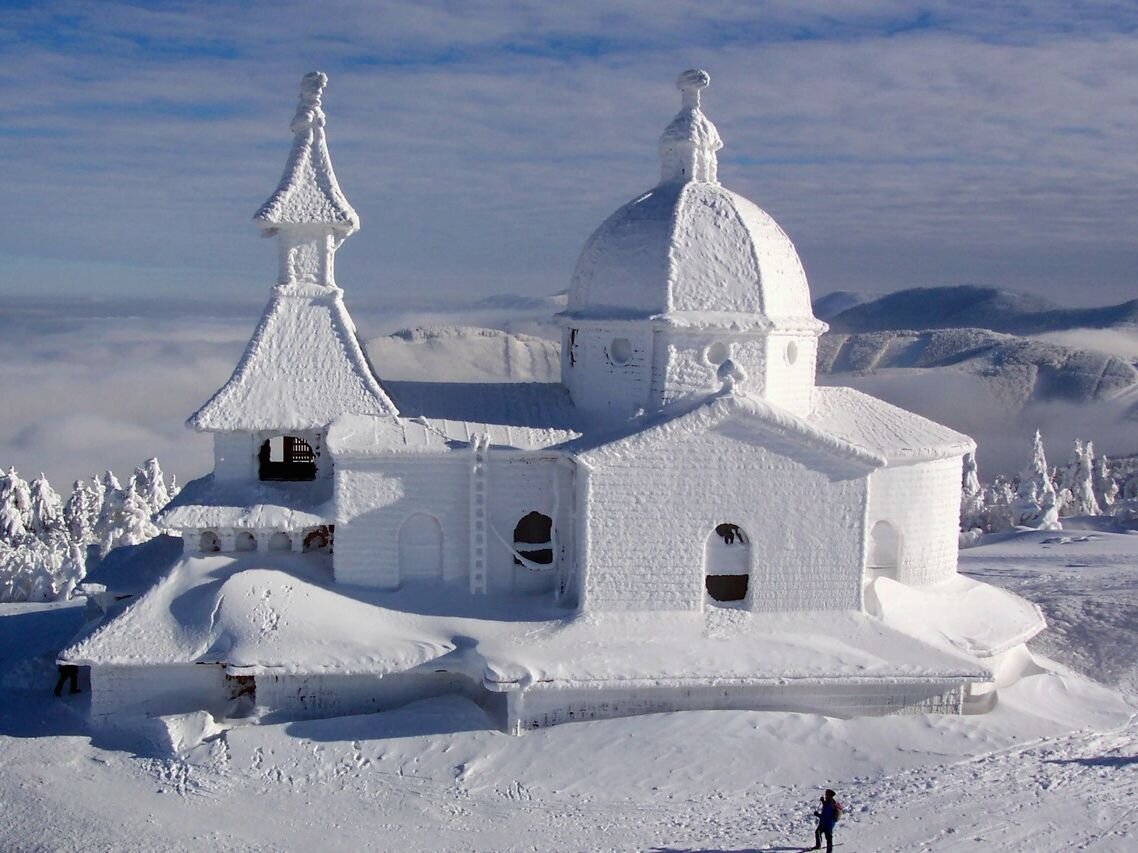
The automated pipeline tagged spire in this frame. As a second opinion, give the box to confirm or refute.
[659,69,722,185]
[256,72,359,287]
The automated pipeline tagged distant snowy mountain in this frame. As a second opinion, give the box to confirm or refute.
[823,285,1138,336]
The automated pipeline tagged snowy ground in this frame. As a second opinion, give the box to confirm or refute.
[2,529,1136,852]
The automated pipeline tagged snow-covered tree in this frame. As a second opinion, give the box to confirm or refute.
[132,457,172,516]
[0,467,32,543]
[1066,440,1101,517]
[63,479,96,545]
[960,452,986,532]
[1012,432,1060,529]
[1093,454,1119,510]
[28,474,64,537]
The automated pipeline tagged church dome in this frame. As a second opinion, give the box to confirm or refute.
[566,70,818,331]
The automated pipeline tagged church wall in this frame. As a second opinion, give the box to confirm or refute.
[763,334,817,417]
[652,331,766,406]
[89,663,228,718]
[213,432,256,480]
[256,671,483,721]
[580,428,867,613]
[333,455,469,589]
[485,455,571,595]
[867,456,963,586]
[563,324,652,420]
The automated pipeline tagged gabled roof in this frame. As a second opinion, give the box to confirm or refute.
[572,391,885,474]
[811,386,975,464]
[189,283,397,432]
[255,71,359,235]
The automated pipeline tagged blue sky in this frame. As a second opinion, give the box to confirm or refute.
[2,0,1137,309]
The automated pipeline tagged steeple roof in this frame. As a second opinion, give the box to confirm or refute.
[189,283,397,433]
[255,71,359,235]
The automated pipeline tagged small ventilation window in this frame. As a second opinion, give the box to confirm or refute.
[785,341,799,366]
[608,338,633,365]
[514,511,554,566]
[705,341,730,366]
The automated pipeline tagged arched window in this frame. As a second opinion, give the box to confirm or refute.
[704,523,750,603]
[398,514,443,580]
[513,511,553,566]
[259,436,317,481]
[868,521,900,578]
[235,531,257,552]
[199,531,220,553]
[303,526,332,553]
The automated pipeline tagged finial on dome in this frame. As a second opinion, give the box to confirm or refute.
[291,71,328,133]
[677,69,711,109]
[660,69,722,185]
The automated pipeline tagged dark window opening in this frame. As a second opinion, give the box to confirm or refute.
[715,523,746,545]
[303,525,333,552]
[259,436,317,481]
[568,328,578,367]
[514,511,553,565]
[706,574,749,602]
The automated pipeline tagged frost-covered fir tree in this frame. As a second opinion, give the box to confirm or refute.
[28,474,64,537]
[94,470,125,558]
[1093,453,1119,510]
[63,479,96,546]
[120,474,161,544]
[960,452,986,532]
[1012,431,1060,529]
[0,467,32,542]
[1065,440,1101,517]
[132,457,172,516]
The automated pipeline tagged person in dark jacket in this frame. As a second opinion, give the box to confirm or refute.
[813,789,842,852]
[53,664,80,696]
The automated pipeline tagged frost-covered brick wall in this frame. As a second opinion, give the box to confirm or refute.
[213,432,256,480]
[763,334,816,417]
[256,671,482,721]
[509,680,967,731]
[334,455,468,588]
[485,455,572,594]
[563,325,651,420]
[581,427,867,612]
[654,332,766,405]
[868,456,963,585]
[90,663,227,718]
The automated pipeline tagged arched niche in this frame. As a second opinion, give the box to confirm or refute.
[199,531,221,553]
[867,520,900,578]
[513,511,553,566]
[398,513,443,581]
[235,531,257,552]
[303,526,332,553]
[268,531,292,552]
[704,523,750,604]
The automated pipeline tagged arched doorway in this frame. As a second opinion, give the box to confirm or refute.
[513,511,553,566]
[704,523,750,604]
[867,521,899,579]
[398,513,443,581]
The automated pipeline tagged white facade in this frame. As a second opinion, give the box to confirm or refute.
[66,70,1047,735]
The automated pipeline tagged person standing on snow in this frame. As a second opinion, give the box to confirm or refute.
[813,788,842,851]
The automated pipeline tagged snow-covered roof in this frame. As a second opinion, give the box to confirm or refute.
[571,391,885,473]
[255,72,359,235]
[61,555,987,687]
[564,71,822,333]
[384,380,581,432]
[155,474,332,530]
[189,283,397,432]
[810,386,976,463]
[872,574,1045,658]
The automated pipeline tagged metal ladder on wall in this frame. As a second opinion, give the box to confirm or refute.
[469,433,490,594]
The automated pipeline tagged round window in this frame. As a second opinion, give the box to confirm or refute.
[609,337,633,365]
[705,341,730,366]
[785,341,799,365]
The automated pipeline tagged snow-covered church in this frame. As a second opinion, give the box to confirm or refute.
[64,71,1044,734]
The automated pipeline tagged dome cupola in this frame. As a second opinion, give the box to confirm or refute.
[561,71,826,421]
